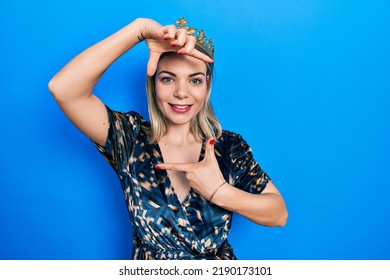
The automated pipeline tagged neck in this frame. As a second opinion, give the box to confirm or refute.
[162,123,197,146]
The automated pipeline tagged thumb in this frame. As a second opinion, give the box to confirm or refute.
[147,51,161,76]
[204,138,216,160]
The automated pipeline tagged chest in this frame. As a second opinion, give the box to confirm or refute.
[158,143,203,203]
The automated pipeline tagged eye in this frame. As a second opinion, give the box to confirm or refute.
[160,76,174,84]
[191,78,203,85]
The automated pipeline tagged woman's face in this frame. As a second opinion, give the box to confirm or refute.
[155,53,209,128]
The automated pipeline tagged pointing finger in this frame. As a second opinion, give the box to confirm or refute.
[187,48,214,63]
[156,162,193,172]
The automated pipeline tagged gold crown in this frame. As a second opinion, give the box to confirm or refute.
[174,17,214,55]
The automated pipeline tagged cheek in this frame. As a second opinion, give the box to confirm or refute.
[153,86,167,114]
[155,85,168,103]
[194,89,208,105]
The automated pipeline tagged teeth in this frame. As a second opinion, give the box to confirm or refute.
[175,105,188,109]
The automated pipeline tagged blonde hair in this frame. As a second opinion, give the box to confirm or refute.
[145,45,222,143]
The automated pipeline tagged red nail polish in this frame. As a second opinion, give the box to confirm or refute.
[156,164,161,170]
[177,51,183,55]
[171,43,176,47]
[209,139,215,145]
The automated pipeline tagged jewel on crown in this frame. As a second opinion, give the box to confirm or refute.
[174,17,214,54]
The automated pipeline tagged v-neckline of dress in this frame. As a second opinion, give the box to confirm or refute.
[154,139,206,206]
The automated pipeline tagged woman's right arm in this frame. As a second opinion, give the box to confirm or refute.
[48,18,158,146]
[49,17,213,146]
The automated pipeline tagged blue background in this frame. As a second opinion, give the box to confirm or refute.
[1,0,389,260]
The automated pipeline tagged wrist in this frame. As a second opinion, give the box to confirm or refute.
[135,18,161,41]
[209,182,241,213]
[134,18,147,41]
[209,181,226,202]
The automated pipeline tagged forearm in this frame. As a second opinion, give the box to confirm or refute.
[49,18,146,102]
[211,182,288,226]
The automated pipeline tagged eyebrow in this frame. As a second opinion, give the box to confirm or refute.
[157,70,206,77]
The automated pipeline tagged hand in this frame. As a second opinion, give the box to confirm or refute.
[156,139,225,200]
[138,19,214,76]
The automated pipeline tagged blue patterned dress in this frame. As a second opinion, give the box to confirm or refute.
[94,106,270,259]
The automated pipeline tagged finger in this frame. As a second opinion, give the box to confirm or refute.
[203,138,217,161]
[206,138,216,151]
[156,162,193,172]
[162,24,176,41]
[177,35,196,55]
[171,28,188,47]
[147,51,161,76]
[187,48,214,63]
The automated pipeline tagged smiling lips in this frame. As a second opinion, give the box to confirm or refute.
[169,103,192,113]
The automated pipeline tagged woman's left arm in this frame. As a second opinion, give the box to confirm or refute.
[157,138,288,227]
[211,180,288,226]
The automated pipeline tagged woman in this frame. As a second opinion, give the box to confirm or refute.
[49,17,288,260]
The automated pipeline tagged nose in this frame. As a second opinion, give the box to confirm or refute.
[173,80,188,100]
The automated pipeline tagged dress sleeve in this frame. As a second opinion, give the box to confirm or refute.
[230,133,270,194]
[93,105,142,172]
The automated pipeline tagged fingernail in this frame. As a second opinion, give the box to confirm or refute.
[171,43,176,47]
[209,139,215,145]
[177,51,183,55]
[155,164,161,169]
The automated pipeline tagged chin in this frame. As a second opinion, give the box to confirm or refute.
[163,109,199,126]
[167,116,193,126]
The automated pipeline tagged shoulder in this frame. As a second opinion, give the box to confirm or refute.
[105,107,151,140]
[217,130,254,158]
[220,129,241,139]
[106,107,149,128]
[107,107,143,122]
[219,130,248,147]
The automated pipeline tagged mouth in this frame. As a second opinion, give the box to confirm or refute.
[169,103,193,113]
